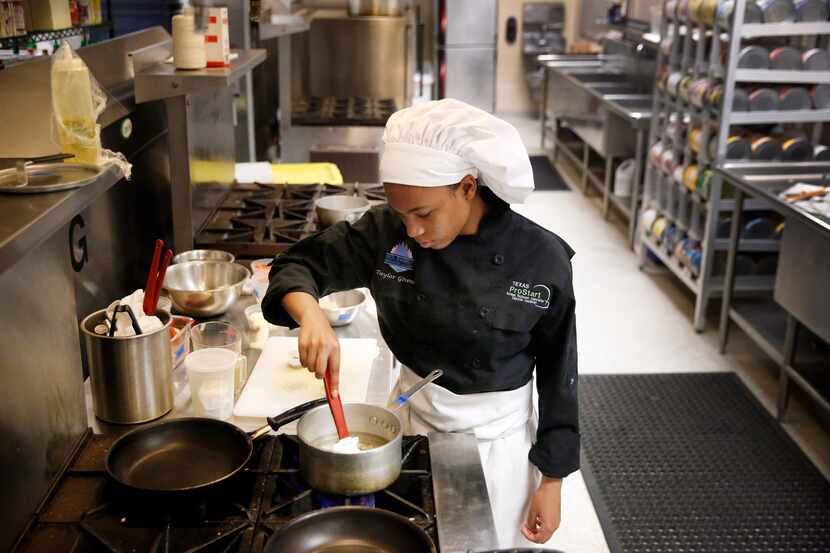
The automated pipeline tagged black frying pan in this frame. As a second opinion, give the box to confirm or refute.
[105,398,327,493]
[263,506,436,553]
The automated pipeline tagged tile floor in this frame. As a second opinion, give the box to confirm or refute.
[499,113,830,553]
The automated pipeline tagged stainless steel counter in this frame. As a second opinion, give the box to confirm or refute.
[83,292,499,552]
[85,290,396,435]
[0,163,123,276]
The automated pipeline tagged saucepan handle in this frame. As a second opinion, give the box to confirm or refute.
[249,398,329,440]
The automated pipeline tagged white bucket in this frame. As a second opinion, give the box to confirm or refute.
[614,159,636,197]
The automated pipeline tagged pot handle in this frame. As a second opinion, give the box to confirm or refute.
[249,398,329,440]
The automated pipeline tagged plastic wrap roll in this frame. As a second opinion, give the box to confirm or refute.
[172,8,206,70]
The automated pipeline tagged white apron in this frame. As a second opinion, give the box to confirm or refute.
[392,366,542,548]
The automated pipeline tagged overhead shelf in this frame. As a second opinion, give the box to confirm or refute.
[0,22,110,50]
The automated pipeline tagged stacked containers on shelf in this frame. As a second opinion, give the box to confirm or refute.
[641,0,830,289]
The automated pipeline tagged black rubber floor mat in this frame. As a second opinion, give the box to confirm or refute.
[579,373,830,553]
[530,155,569,191]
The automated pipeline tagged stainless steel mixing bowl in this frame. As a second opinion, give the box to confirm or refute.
[163,261,250,317]
[171,249,235,264]
[315,195,371,228]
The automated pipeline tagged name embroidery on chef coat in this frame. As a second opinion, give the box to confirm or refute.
[506,280,551,309]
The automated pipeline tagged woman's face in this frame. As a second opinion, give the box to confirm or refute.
[384,177,476,250]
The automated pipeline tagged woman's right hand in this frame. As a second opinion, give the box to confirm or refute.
[298,309,341,394]
[283,292,341,395]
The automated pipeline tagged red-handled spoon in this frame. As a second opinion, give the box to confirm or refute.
[323,374,349,440]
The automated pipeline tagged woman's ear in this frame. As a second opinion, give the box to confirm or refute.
[461,174,478,200]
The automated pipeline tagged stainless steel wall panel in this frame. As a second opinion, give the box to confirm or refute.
[444,0,497,45]
[0,229,87,551]
[306,15,409,107]
[444,47,496,112]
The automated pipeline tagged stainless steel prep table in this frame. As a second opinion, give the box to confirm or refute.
[541,56,653,248]
[717,162,830,421]
[83,293,499,553]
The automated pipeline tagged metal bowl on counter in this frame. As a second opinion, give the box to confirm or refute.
[315,195,371,228]
[163,261,250,317]
[171,249,235,264]
[319,289,366,327]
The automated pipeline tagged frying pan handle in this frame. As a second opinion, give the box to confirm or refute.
[252,398,329,439]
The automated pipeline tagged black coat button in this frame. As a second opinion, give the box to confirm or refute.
[472,328,480,335]
[417,293,425,302]
[493,254,504,265]
[479,306,489,318]
[472,358,481,368]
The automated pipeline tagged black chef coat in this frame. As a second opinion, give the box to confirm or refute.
[262,189,579,478]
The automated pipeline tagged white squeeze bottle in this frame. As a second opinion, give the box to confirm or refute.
[51,53,101,164]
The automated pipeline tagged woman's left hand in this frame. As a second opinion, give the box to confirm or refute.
[520,476,562,544]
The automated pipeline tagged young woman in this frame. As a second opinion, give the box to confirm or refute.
[262,99,579,547]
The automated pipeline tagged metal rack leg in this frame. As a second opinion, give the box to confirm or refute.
[718,189,745,353]
[778,315,799,422]
[580,143,589,193]
[540,71,549,150]
[628,129,646,249]
[693,292,708,333]
[602,156,613,218]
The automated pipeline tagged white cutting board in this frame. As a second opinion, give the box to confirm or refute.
[233,336,379,419]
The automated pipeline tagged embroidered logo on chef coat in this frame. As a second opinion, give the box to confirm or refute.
[506,281,550,309]
[384,242,414,273]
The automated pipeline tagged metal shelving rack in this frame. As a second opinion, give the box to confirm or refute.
[638,0,830,332]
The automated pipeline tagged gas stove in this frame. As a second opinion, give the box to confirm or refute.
[195,182,386,259]
[292,96,397,127]
[12,433,435,553]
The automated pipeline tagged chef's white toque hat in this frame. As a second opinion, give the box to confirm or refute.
[379,99,535,204]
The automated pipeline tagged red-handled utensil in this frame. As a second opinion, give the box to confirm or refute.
[323,374,349,440]
[143,239,164,315]
[143,239,174,316]
[149,248,173,315]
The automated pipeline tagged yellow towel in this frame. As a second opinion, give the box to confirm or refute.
[272,163,343,185]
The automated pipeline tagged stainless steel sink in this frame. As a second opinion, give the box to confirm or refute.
[546,64,651,156]
[588,83,641,96]
[569,72,629,83]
